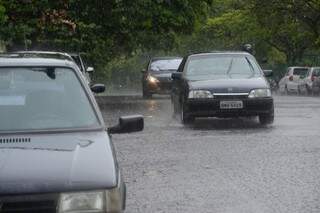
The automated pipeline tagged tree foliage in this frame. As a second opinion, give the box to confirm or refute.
[0,0,320,83]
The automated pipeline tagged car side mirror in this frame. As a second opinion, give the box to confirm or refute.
[108,115,144,134]
[263,70,273,77]
[86,67,94,73]
[171,72,182,80]
[90,84,105,93]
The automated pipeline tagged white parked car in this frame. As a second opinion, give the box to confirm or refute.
[298,67,320,95]
[279,67,309,94]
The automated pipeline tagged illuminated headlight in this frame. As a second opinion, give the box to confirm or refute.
[248,89,271,98]
[147,75,159,84]
[58,191,104,213]
[188,90,214,99]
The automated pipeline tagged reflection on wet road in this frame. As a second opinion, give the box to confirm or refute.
[98,95,320,213]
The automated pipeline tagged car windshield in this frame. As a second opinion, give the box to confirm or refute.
[150,58,182,72]
[0,67,99,132]
[185,55,261,80]
[293,68,308,76]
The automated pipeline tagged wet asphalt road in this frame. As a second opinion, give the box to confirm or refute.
[98,95,320,213]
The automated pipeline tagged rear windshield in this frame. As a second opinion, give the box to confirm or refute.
[150,58,182,72]
[0,67,99,132]
[293,68,308,76]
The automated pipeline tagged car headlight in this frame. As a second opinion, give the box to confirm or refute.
[188,90,214,99]
[58,191,104,213]
[248,89,271,98]
[58,186,125,213]
[147,75,159,84]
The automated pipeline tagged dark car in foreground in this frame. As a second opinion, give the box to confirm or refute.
[142,57,182,98]
[171,52,274,125]
[0,58,143,212]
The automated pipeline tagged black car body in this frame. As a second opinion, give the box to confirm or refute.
[142,57,182,98]
[0,57,143,212]
[171,52,274,125]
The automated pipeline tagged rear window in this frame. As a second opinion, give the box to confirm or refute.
[150,58,182,72]
[293,68,308,76]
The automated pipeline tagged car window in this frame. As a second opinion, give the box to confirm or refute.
[293,68,308,77]
[71,56,84,72]
[150,59,182,72]
[185,55,261,80]
[313,69,320,76]
[0,67,99,132]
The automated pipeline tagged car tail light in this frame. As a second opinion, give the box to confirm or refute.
[289,76,293,81]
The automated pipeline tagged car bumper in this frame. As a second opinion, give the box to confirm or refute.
[185,97,274,118]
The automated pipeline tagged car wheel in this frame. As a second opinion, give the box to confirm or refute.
[142,87,152,99]
[259,113,274,125]
[172,98,179,115]
[285,86,290,95]
[297,86,301,95]
[306,85,312,96]
[180,101,194,124]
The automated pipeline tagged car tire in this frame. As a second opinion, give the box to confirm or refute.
[142,87,152,99]
[259,113,274,125]
[306,85,312,96]
[172,98,179,115]
[285,86,290,95]
[180,101,194,124]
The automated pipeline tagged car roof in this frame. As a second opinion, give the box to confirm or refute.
[0,57,78,69]
[68,53,80,57]
[288,66,309,69]
[188,51,251,57]
[151,56,182,61]
[12,51,72,57]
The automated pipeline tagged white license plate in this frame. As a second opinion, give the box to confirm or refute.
[220,101,243,109]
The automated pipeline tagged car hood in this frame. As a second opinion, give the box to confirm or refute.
[0,131,117,195]
[187,77,269,93]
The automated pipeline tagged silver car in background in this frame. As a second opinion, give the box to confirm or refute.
[298,67,320,95]
[279,66,309,94]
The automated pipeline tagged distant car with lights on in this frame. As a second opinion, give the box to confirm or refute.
[171,52,274,125]
[0,57,144,212]
[142,57,182,98]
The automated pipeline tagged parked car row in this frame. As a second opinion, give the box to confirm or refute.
[143,52,274,125]
[278,66,320,95]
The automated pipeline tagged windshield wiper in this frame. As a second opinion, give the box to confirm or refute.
[245,57,255,73]
[226,58,234,78]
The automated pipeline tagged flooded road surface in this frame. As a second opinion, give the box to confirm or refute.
[98,95,320,213]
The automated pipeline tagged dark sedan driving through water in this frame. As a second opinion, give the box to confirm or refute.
[142,57,182,98]
[171,52,274,125]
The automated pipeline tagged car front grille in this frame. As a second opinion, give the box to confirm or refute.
[214,94,249,100]
[0,194,58,213]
